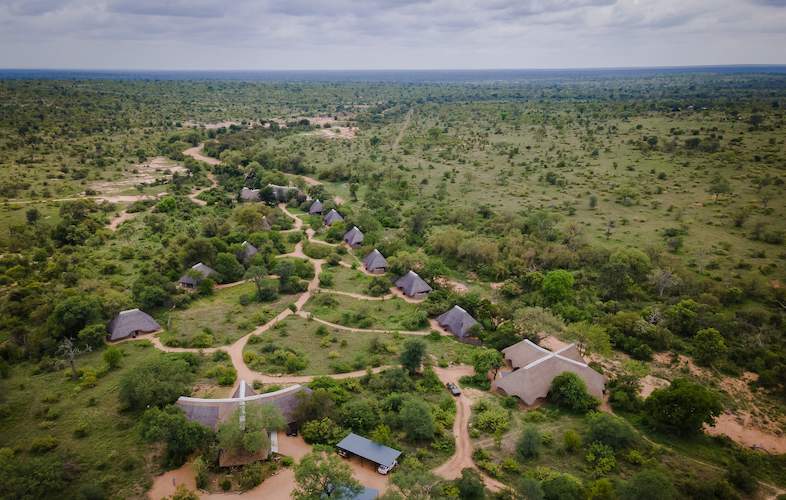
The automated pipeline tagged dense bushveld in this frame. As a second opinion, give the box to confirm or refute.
[1,71,785,498]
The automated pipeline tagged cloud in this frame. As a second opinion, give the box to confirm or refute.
[751,0,786,6]
[107,0,226,18]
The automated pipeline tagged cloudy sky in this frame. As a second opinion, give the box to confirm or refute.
[1,0,785,70]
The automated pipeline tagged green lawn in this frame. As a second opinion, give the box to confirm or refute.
[162,282,297,347]
[303,292,427,331]
[321,264,379,294]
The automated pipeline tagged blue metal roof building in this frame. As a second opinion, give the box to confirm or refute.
[335,433,401,469]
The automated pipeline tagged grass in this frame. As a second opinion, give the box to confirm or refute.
[162,282,297,347]
[0,341,167,499]
[303,292,427,331]
[242,315,481,375]
[321,264,377,294]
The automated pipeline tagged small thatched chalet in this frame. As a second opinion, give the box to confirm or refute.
[362,249,387,274]
[492,339,605,405]
[309,199,324,215]
[343,226,364,248]
[394,270,432,299]
[107,309,161,341]
[436,305,478,339]
[178,262,218,288]
[323,208,344,226]
[238,241,258,264]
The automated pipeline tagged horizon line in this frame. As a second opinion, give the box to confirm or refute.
[2,63,786,73]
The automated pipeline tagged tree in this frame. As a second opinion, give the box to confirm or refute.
[387,457,438,500]
[515,476,544,500]
[77,323,107,349]
[217,403,285,455]
[57,338,91,381]
[399,398,435,441]
[139,406,212,467]
[339,398,379,434]
[293,451,361,500]
[587,478,616,500]
[542,474,583,500]
[564,322,611,357]
[708,175,731,200]
[456,468,486,500]
[619,469,676,500]
[548,372,599,413]
[119,357,195,411]
[585,412,635,450]
[541,270,574,303]
[693,328,727,366]
[301,418,346,446]
[103,347,123,370]
[648,268,681,298]
[644,378,722,435]
[472,348,503,378]
[516,425,541,460]
[214,253,244,283]
[400,339,426,375]
[47,295,103,339]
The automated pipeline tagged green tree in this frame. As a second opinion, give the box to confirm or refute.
[0,448,67,499]
[619,469,676,500]
[472,348,503,378]
[548,372,599,413]
[585,412,635,450]
[644,378,722,435]
[139,405,212,467]
[214,252,244,283]
[456,468,486,500]
[541,270,574,303]
[400,398,435,441]
[388,457,438,500]
[515,476,545,500]
[587,478,617,500]
[339,399,379,434]
[400,339,427,375]
[564,321,611,357]
[542,473,583,500]
[47,295,103,339]
[119,357,195,411]
[293,451,361,500]
[693,328,727,366]
[77,323,107,349]
[217,403,285,455]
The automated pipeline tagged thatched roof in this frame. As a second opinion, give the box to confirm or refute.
[240,187,261,202]
[107,309,161,341]
[394,270,432,297]
[267,184,299,202]
[363,249,387,272]
[176,383,312,430]
[343,226,364,247]
[178,262,218,286]
[436,305,478,338]
[309,199,323,214]
[493,340,605,405]
[323,209,344,226]
[238,241,258,264]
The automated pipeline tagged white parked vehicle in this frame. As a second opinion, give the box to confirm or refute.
[377,460,397,475]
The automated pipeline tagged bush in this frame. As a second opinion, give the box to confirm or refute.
[542,473,584,500]
[119,357,195,411]
[644,378,722,435]
[516,425,541,461]
[563,429,582,452]
[619,469,676,500]
[585,412,635,450]
[548,372,599,413]
[103,347,123,370]
[238,462,264,490]
[301,418,346,445]
[585,442,616,477]
[193,456,208,490]
[30,436,59,454]
[207,365,237,386]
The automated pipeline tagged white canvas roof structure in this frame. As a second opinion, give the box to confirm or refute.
[493,339,605,405]
[107,308,161,341]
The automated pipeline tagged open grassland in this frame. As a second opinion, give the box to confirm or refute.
[303,291,427,331]
[162,282,297,347]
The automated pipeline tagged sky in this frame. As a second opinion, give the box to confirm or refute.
[0,0,785,70]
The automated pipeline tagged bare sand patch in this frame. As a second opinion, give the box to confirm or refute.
[434,277,469,294]
[91,157,186,195]
[314,126,358,140]
[148,463,196,499]
[639,374,670,398]
[539,335,571,352]
[705,412,786,454]
[183,120,241,130]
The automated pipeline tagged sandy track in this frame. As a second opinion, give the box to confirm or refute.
[183,144,221,166]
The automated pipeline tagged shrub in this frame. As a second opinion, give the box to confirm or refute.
[644,378,722,435]
[103,347,123,370]
[542,473,584,500]
[119,357,195,411]
[30,436,59,454]
[516,425,541,461]
[585,412,635,450]
[238,462,264,490]
[193,456,208,490]
[220,477,232,491]
[207,365,237,386]
[548,372,599,413]
[301,418,346,445]
[619,469,676,500]
[585,442,616,477]
[563,429,582,452]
